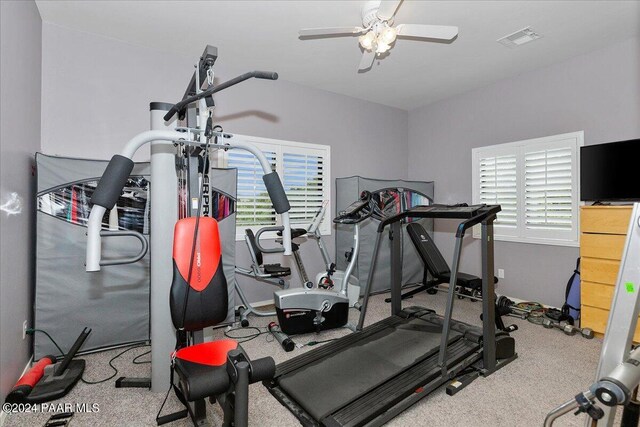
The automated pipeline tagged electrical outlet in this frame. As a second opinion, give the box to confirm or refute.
[497,269,505,279]
[22,320,28,339]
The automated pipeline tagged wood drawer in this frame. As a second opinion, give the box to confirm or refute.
[580,233,627,260]
[581,305,640,342]
[581,281,614,310]
[581,206,632,234]
[581,258,621,285]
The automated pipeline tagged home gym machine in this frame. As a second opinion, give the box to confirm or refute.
[273,191,372,335]
[85,44,293,408]
[545,202,640,427]
[265,204,517,426]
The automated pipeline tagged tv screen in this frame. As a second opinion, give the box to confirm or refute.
[580,139,640,202]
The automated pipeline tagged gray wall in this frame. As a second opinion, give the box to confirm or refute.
[0,0,42,406]
[40,23,409,304]
[408,37,640,307]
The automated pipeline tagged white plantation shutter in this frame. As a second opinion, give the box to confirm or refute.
[222,136,331,238]
[472,132,582,245]
[283,149,327,227]
[524,147,573,230]
[227,150,277,227]
[478,154,517,227]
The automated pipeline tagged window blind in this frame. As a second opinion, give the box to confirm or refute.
[478,154,518,227]
[524,147,573,230]
[283,151,326,226]
[227,150,277,227]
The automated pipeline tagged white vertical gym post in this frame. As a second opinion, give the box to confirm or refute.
[149,103,179,392]
[590,202,640,426]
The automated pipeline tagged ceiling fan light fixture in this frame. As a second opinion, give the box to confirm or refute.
[359,30,376,50]
[376,41,391,54]
[379,26,397,45]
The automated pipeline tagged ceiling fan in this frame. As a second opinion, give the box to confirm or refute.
[298,0,459,71]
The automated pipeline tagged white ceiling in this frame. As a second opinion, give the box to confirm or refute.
[35,1,639,111]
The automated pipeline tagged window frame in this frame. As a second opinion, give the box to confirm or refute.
[217,134,331,241]
[472,131,584,247]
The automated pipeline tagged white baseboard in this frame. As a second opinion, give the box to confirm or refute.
[0,357,33,426]
[240,298,273,308]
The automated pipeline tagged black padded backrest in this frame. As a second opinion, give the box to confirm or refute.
[245,229,263,266]
[170,217,228,331]
[406,222,451,279]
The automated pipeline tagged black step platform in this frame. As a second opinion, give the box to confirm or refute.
[264,307,484,427]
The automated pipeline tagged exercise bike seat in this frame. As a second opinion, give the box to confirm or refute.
[263,264,291,277]
[244,229,292,278]
[277,228,307,239]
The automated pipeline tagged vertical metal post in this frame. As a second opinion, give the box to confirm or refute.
[149,103,178,392]
[234,362,250,427]
[592,203,640,427]
[390,222,403,316]
[357,231,383,331]
[437,235,463,374]
[481,218,497,374]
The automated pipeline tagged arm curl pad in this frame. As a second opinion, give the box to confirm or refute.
[262,172,290,214]
[91,155,134,209]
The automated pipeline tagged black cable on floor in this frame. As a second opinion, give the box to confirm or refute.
[224,326,269,344]
[81,344,150,385]
[132,350,151,364]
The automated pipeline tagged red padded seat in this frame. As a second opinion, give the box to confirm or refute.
[174,340,239,401]
[175,340,238,366]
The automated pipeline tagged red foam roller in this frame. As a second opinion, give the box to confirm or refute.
[15,356,54,388]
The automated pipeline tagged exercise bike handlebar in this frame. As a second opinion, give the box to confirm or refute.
[163,70,279,121]
[254,226,289,254]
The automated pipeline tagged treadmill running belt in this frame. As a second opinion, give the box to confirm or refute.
[277,316,461,421]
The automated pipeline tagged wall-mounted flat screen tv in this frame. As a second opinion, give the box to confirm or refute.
[580,139,640,202]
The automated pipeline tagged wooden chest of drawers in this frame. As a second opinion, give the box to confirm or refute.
[580,206,638,341]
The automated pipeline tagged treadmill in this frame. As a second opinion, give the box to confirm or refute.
[264,204,517,427]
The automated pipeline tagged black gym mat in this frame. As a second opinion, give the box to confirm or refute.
[277,316,461,421]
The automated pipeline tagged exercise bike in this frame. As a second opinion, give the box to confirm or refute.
[234,224,315,326]
[273,191,373,335]
[235,198,363,327]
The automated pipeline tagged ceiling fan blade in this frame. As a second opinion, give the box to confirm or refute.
[377,0,403,21]
[358,50,375,71]
[396,24,459,40]
[299,27,365,37]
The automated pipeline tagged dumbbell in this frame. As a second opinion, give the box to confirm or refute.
[559,321,595,339]
[542,318,577,336]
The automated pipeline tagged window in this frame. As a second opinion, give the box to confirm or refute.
[218,135,331,239]
[472,131,583,246]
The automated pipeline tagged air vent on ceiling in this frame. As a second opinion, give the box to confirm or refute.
[497,27,542,48]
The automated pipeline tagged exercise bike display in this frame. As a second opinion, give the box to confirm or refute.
[274,191,373,335]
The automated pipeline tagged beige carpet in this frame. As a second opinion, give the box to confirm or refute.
[5,291,604,427]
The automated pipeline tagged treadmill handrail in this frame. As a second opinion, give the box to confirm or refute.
[376,204,502,236]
